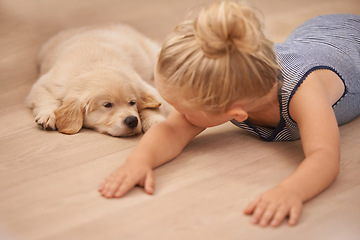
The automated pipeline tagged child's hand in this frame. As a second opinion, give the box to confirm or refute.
[98,161,154,198]
[244,185,303,227]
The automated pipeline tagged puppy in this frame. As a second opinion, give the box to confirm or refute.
[27,24,171,137]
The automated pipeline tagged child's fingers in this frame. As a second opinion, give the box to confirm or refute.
[288,205,302,226]
[244,197,260,215]
[270,205,289,227]
[98,182,105,191]
[104,174,126,198]
[251,200,268,224]
[99,176,117,194]
[144,170,155,195]
[259,203,279,227]
[114,176,138,198]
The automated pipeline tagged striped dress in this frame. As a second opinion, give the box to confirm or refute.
[231,14,360,141]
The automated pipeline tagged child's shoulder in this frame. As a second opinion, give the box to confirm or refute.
[286,14,360,41]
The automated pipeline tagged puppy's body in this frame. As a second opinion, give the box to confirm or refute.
[27,24,171,136]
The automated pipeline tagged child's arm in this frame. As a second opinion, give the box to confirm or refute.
[244,69,343,227]
[99,110,205,198]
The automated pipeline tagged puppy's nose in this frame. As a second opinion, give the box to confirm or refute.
[124,116,138,129]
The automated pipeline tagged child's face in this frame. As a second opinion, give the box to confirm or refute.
[155,74,232,128]
[170,102,232,128]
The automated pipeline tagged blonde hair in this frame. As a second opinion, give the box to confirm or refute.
[157,0,279,113]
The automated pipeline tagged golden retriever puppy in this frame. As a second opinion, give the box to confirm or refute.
[27,24,171,136]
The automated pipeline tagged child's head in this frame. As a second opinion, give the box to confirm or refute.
[156,0,279,113]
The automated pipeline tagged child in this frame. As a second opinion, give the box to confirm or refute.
[98,1,360,227]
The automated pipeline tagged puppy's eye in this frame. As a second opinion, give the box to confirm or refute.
[129,101,136,106]
[104,102,113,108]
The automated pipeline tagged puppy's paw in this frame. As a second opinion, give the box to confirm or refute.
[35,111,57,131]
[142,115,166,133]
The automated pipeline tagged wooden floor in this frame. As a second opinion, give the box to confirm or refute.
[1,0,360,239]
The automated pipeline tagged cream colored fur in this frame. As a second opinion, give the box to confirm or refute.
[27,24,171,136]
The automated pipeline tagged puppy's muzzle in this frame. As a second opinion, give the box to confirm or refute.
[124,116,138,129]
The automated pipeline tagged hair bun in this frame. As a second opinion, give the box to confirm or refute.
[194,1,261,58]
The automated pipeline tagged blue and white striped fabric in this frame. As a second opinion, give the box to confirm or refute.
[231,14,360,141]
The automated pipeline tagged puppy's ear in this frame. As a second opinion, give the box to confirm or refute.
[138,92,162,110]
[55,98,84,134]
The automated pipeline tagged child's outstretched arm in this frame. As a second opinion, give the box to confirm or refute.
[99,110,205,198]
[244,69,343,227]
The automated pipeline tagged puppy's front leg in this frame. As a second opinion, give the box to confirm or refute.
[26,74,62,131]
[139,109,167,133]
